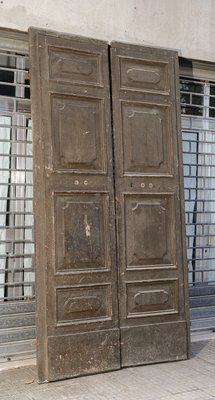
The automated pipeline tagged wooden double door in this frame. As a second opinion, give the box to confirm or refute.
[29,29,190,382]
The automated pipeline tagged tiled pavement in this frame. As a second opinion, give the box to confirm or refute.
[1,337,215,400]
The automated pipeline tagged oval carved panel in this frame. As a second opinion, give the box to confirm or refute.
[127,68,160,84]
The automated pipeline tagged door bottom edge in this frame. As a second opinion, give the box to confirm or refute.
[47,328,120,382]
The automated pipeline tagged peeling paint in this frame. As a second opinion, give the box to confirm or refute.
[84,214,91,237]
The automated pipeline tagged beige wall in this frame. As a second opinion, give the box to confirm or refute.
[0,0,214,62]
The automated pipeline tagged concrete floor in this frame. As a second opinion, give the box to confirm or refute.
[1,335,215,400]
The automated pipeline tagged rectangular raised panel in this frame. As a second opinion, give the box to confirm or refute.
[120,322,187,367]
[54,193,110,271]
[126,280,178,317]
[124,195,175,268]
[119,57,169,93]
[51,95,106,172]
[48,329,120,381]
[122,102,172,175]
[56,285,111,324]
[49,47,103,86]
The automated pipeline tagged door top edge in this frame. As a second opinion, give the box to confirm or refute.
[28,27,109,48]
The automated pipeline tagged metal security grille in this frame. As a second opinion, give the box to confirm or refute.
[0,46,35,361]
[181,76,215,332]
